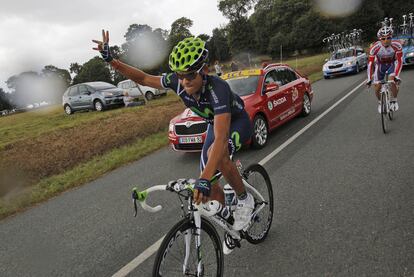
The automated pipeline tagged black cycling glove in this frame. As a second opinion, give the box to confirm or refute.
[194,178,211,197]
[100,42,113,63]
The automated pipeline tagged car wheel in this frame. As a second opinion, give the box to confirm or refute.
[301,93,311,117]
[324,75,330,79]
[64,104,73,115]
[355,63,360,73]
[145,91,154,101]
[94,100,104,111]
[252,115,268,149]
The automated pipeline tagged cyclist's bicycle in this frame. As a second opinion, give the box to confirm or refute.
[378,78,399,134]
[132,161,273,277]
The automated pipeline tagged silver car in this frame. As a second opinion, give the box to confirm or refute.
[117,79,167,101]
[62,82,124,115]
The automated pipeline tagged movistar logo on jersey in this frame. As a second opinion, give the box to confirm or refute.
[165,73,173,85]
[190,107,214,118]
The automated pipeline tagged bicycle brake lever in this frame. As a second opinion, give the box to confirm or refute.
[132,189,139,217]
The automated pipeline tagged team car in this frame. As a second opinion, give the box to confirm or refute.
[395,36,414,65]
[323,46,368,79]
[168,63,313,152]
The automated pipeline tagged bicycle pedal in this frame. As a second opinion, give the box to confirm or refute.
[224,232,241,249]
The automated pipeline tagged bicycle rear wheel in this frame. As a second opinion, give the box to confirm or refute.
[152,217,224,277]
[380,92,388,134]
[242,164,274,244]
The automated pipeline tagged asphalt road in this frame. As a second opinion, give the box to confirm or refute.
[0,68,413,277]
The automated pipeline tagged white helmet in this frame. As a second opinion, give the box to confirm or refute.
[377,26,393,38]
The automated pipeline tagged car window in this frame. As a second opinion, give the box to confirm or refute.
[264,71,276,84]
[79,85,89,95]
[68,86,79,96]
[283,69,298,83]
[226,76,259,96]
[273,69,286,86]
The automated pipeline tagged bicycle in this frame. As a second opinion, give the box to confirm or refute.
[131,161,274,277]
[379,79,397,134]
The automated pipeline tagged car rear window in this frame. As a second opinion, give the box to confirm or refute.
[226,76,259,96]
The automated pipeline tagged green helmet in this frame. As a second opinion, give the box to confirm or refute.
[169,37,209,73]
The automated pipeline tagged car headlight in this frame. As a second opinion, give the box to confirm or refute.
[346,61,354,66]
[169,123,174,132]
[103,92,114,97]
[407,52,414,57]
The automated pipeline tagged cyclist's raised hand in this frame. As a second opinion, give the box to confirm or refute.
[92,30,113,62]
[193,178,211,205]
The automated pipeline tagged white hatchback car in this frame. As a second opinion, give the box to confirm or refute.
[117,79,167,101]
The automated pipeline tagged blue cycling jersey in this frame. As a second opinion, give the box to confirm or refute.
[161,73,245,124]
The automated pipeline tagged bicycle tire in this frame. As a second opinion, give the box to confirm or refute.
[242,164,274,244]
[152,216,224,277]
[381,91,387,134]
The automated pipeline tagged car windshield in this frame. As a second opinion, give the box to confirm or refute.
[226,76,259,96]
[90,83,116,90]
[331,50,354,60]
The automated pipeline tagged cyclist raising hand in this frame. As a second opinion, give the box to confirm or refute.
[92,30,254,232]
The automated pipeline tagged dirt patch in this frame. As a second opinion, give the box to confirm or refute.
[0,101,184,197]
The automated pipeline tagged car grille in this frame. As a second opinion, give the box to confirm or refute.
[174,143,204,151]
[328,64,343,69]
[175,122,207,135]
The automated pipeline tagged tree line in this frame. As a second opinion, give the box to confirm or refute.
[2,0,413,110]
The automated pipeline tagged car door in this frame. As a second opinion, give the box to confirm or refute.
[286,68,306,113]
[263,69,290,128]
[68,86,80,108]
[356,49,367,67]
[78,85,93,108]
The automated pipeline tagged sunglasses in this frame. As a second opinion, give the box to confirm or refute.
[177,71,198,80]
[380,37,392,41]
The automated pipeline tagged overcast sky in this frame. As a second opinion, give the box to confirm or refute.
[0,0,228,92]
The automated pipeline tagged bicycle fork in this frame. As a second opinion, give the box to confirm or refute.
[183,210,204,276]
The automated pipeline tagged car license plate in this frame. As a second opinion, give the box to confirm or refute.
[179,136,202,144]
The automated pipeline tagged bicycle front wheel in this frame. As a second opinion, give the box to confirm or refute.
[242,164,274,244]
[380,92,388,134]
[152,217,224,277]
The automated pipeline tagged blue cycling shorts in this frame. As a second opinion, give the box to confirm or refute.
[200,110,252,172]
[374,63,395,83]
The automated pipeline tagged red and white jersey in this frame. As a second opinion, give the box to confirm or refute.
[367,40,403,81]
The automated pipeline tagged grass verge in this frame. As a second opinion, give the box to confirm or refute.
[0,130,168,219]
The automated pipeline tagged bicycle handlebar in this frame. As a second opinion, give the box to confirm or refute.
[132,180,196,216]
[132,185,167,214]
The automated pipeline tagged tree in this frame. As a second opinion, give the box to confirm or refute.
[168,17,193,49]
[42,65,71,88]
[72,57,112,85]
[218,0,256,21]
[121,24,169,72]
[209,27,231,62]
[69,62,82,75]
[0,88,13,110]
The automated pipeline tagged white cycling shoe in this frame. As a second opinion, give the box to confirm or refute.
[232,193,254,231]
[390,101,399,111]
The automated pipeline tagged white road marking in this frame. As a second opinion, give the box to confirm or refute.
[111,236,165,277]
[111,79,366,277]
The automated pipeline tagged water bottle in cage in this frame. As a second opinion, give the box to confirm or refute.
[201,200,234,225]
[223,184,237,211]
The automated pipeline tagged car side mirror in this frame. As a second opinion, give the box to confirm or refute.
[264,82,279,93]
